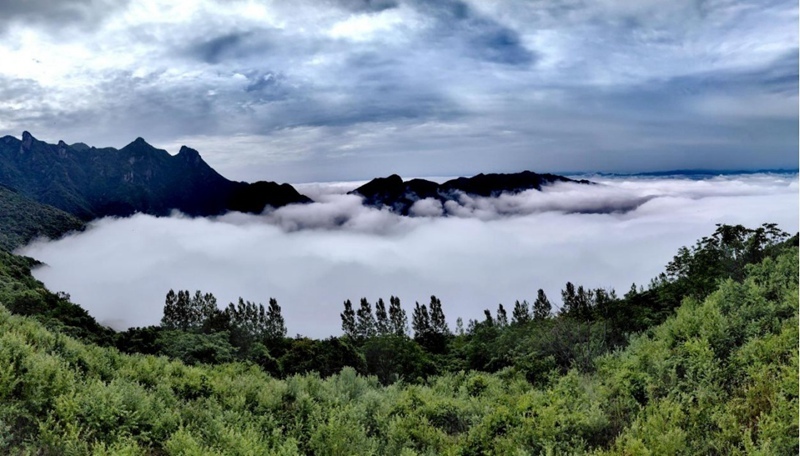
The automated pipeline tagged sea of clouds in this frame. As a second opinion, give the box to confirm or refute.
[19,173,799,338]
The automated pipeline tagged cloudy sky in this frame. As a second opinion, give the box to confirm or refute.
[21,174,799,337]
[0,0,797,182]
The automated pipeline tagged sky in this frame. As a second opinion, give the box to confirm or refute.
[0,0,797,182]
[20,174,799,337]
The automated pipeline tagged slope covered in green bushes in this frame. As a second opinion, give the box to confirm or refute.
[0,184,84,252]
[0,241,796,454]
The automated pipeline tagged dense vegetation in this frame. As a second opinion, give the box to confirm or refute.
[112,224,795,385]
[0,184,84,252]
[0,223,796,453]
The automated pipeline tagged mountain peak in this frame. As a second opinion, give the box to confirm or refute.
[20,131,34,151]
[178,145,200,158]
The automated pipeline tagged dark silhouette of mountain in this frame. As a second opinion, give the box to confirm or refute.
[0,132,311,220]
[351,171,593,215]
[0,183,85,251]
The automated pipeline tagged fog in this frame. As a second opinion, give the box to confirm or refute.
[19,174,799,337]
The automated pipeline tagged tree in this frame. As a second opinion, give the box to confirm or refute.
[413,299,450,354]
[412,302,431,339]
[341,299,356,339]
[429,295,450,335]
[496,303,508,327]
[455,317,464,335]
[265,298,286,340]
[375,298,390,336]
[161,289,218,331]
[560,282,577,317]
[482,309,494,327]
[192,291,218,328]
[226,298,268,349]
[388,296,408,337]
[161,289,181,329]
[356,298,376,339]
[561,283,593,320]
[532,289,551,320]
[512,300,530,325]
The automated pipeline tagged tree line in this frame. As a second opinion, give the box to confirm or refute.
[109,223,796,385]
[0,223,796,454]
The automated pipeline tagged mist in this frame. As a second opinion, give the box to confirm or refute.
[19,173,799,338]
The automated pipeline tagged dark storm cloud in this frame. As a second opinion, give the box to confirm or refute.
[0,0,795,180]
[191,32,256,64]
[332,0,399,12]
[0,0,129,32]
[662,50,799,96]
[413,0,536,65]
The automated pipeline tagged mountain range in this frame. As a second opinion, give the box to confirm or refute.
[0,132,592,249]
[0,132,311,220]
[351,172,592,215]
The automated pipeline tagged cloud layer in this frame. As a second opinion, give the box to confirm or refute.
[0,0,796,181]
[19,174,798,337]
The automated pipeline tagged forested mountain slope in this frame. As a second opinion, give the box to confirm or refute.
[0,231,796,454]
[0,184,84,252]
[0,132,311,220]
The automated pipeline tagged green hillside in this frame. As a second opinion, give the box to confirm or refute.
[0,184,84,252]
[0,239,796,454]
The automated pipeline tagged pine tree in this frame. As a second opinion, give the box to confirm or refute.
[455,317,464,335]
[225,298,268,348]
[532,289,551,320]
[560,282,578,317]
[375,298,390,336]
[575,286,594,320]
[356,298,376,339]
[177,290,192,329]
[265,298,286,340]
[483,309,494,326]
[496,303,508,327]
[412,302,431,339]
[161,289,219,331]
[512,300,531,325]
[341,299,356,339]
[388,296,408,337]
[429,295,450,335]
[161,289,180,329]
[188,290,217,329]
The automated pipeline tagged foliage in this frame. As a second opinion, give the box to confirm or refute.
[161,290,218,331]
[0,225,795,453]
[0,245,795,453]
[0,184,85,252]
[0,250,114,346]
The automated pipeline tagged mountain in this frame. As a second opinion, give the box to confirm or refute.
[0,184,85,251]
[350,171,593,215]
[0,132,311,220]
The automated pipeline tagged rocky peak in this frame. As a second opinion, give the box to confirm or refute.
[177,146,204,167]
[56,140,69,157]
[21,131,34,151]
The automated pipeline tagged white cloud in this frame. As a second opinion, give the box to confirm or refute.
[19,174,798,338]
[410,198,444,217]
[328,6,419,42]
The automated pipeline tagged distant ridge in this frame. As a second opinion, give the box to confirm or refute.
[575,169,799,178]
[0,132,311,220]
[350,171,593,215]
